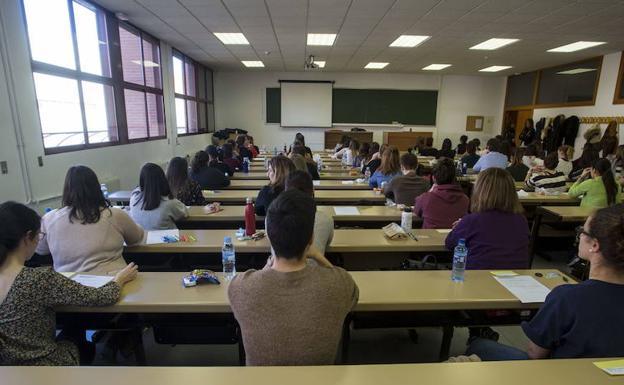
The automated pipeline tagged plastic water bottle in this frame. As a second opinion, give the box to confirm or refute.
[451,239,468,282]
[273,147,278,156]
[242,157,250,173]
[222,236,236,280]
[456,161,463,176]
[401,207,412,233]
[317,158,323,172]
[364,167,371,181]
[462,162,468,175]
[100,183,109,199]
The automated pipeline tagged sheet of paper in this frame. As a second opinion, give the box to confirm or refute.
[313,180,321,186]
[71,274,114,288]
[333,206,360,215]
[59,272,75,278]
[341,180,355,185]
[145,229,180,245]
[436,229,452,234]
[594,359,624,375]
[494,276,551,303]
[490,271,519,277]
[517,189,529,197]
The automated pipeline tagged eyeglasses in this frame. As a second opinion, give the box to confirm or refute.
[576,230,593,242]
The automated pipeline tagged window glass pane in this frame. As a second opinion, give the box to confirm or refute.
[207,103,215,133]
[73,1,110,77]
[124,89,147,139]
[173,56,184,94]
[198,102,206,130]
[206,69,213,101]
[537,58,601,105]
[23,0,76,69]
[82,81,117,143]
[185,61,196,97]
[119,26,144,85]
[33,73,84,147]
[197,66,206,99]
[175,97,186,134]
[143,38,161,89]
[505,72,536,107]
[187,100,198,133]
[146,92,165,137]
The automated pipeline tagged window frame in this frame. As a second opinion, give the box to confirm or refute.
[20,0,167,155]
[503,56,603,112]
[172,48,214,137]
[614,51,624,104]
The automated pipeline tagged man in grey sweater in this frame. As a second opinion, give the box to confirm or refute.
[228,190,359,366]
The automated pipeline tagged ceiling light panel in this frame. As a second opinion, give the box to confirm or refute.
[479,65,512,72]
[547,41,606,52]
[365,62,389,69]
[214,33,249,45]
[307,33,337,46]
[470,38,519,50]
[315,61,326,68]
[557,68,597,75]
[242,61,264,67]
[422,64,451,70]
[389,35,430,48]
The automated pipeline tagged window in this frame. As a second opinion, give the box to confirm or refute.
[536,57,602,106]
[173,50,214,135]
[119,23,165,140]
[505,72,537,108]
[615,51,624,104]
[22,0,165,153]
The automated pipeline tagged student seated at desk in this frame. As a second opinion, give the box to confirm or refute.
[456,135,468,155]
[414,158,468,229]
[419,137,438,158]
[236,134,254,161]
[285,171,334,254]
[445,168,529,270]
[521,144,544,169]
[36,166,144,273]
[222,143,242,173]
[206,145,233,176]
[570,144,599,181]
[437,138,456,159]
[460,142,480,170]
[369,146,401,188]
[130,163,188,230]
[228,190,358,366]
[291,145,320,180]
[291,133,313,158]
[383,153,430,205]
[468,204,624,360]
[190,150,230,190]
[363,143,383,173]
[472,138,508,172]
[0,201,138,366]
[255,156,295,216]
[525,152,567,193]
[333,135,350,153]
[333,139,359,167]
[506,148,529,182]
[247,135,260,158]
[568,158,621,209]
[556,145,574,177]
[166,157,207,206]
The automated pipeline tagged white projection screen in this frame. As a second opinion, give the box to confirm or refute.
[280,81,333,127]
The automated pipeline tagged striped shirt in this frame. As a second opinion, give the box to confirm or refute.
[526,170,568,192]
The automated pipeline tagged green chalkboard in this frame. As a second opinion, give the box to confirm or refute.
[265,87,437,125]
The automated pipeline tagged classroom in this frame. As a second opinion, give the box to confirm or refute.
[1,0,624,383]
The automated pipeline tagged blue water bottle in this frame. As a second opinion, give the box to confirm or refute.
[222,236,236,280]
[100,183,109,199]
[242,157,249,173]
[451,239,467,282]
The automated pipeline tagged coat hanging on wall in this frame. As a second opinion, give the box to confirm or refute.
[551,114,566,150]
[562,115,580,147]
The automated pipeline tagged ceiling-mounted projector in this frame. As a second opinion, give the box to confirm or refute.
[304,55,320,70]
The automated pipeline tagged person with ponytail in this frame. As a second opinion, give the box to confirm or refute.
[568,158,622,208]
[467,204,624,360]
[0,201,138,365]
[36,166,144,273]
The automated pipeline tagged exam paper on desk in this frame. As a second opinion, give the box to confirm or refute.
[494,275,551,303]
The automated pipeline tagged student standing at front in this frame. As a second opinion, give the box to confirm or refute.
[228,190,359,366]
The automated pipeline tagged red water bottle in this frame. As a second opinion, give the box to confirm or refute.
[244,197,256,236]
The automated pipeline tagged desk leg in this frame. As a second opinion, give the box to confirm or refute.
[438,324,454,362]
[236,323,246,366]
[340,313,353,364]
[132,327,147,366]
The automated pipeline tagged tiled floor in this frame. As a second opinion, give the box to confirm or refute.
[92,254,571,366]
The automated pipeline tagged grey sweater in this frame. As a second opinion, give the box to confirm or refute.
[129,188,188,230]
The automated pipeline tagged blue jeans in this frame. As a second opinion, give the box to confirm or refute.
[466,337,529,361]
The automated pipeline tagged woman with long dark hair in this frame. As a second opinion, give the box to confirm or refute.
[437,138,456,159]
[568,158,621,208]
[255,156,296,216]
[222,143,242,172]
[166,157,206,206]
[236,134,254,161]
[570,144,600,181]
[0,201,138,365]
[36,166,144,273]
[130,163,188,230]
[369,146,401,188]
[189,150,230,190]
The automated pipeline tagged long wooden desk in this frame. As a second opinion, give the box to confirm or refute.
[58,270,572,314]
[539,206,593,222]
[125,229,448,254]
[226,179,370,190]
[0,359,617,385]
[203,189,385,205]
[517,192,579,206]
[231,172,359,180]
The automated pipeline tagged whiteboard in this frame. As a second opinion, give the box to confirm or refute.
[280,81,333,127]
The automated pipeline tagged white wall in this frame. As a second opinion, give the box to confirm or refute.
[533,51,624,156]
[214,71,506,150]
[0,0,212,206]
